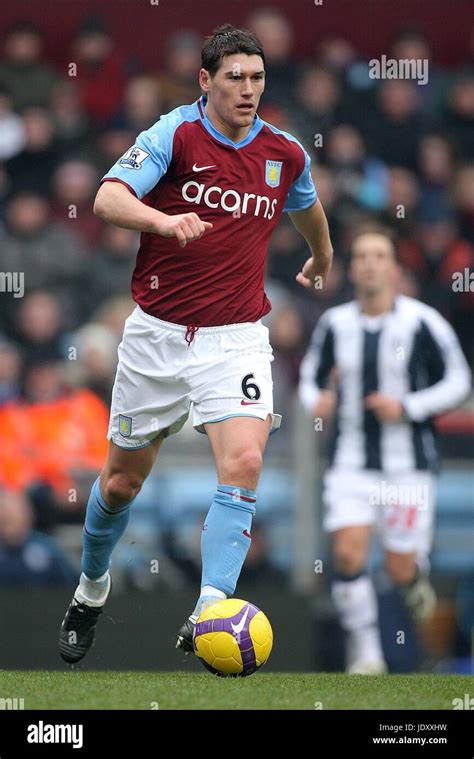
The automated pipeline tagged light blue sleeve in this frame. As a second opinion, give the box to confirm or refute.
[283,148,318,212]
[101,115,179,199]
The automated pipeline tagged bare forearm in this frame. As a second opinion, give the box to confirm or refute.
[305,202,333,276]
[93,181,165,233]
[290,200,333,278]
[93,181,213,248]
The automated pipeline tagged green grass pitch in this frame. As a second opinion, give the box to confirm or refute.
[1,671,471,710]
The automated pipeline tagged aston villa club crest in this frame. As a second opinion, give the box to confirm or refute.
[119,414,133,437]
[265,160,282,188]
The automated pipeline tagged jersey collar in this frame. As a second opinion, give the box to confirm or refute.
[197,95,263,149]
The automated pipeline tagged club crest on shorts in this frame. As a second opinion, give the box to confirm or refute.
[119,414,133,437]
[119,146,150,170]
[265,160,282,188]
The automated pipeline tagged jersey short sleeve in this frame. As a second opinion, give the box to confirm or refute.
[283,147,318,212]
[100,116,177,200]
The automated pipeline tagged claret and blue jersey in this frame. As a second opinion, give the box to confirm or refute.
[101,94,317,326]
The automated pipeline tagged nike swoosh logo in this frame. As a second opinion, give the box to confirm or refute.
[192,163,216,172]
[241,400,259,405]
[231,605,250,636]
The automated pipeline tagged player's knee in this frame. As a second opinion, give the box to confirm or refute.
[103,472,143,508]
[385,553,417,585]
[333,545,366,576]
[221,448,263,485]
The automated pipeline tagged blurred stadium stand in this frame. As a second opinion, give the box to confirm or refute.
[0,1,472,672]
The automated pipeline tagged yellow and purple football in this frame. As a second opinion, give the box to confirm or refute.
[193,598,273,677]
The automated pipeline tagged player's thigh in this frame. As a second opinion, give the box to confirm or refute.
[108,306,192,451]
[205,414,272,486]
[331,524,373,575]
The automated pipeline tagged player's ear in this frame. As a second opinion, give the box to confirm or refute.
[199,68,211,92]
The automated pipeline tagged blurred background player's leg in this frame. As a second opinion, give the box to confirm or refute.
[385,549,436,623]
[382,473,437,624]
[331,525,387,674]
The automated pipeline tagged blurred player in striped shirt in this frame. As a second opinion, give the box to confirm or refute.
[299,225,470,673]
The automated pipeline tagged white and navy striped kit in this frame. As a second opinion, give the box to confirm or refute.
[299,295,471,473]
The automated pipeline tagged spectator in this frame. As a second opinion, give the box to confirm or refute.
[70,15,128,125]
[94,126,136,178]
[91,295,136,342]
[325,124,389,212]
[316,36,358,78]
[157,31,202,111]
[439,74,474,160]
[0,192,87,330]
[292,65,345,151]
[85,225,138,308]
[454,165,474,243]
[268,303,305,451]
[418,134,455,219]
[65,322,118,405]
[267,215,310,292]
[389,26,444,116]
[51,160,103,247]
[0,21,58,110]
[399,215,474,362]
[0,489,77,587]
[0,85,25,161]
[13,291,68,363]
[0,358,109,511]
[310,165,343,250]
[50,79,91,157]
[247,7,297,109]
[382,167,420,237]
[363,80,423,168]
[4,106,58,195]
[108,75,163,133]
[0,339,22,405]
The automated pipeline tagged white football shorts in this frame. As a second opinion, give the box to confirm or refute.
[107,305,282,449]
[322,468,436,555]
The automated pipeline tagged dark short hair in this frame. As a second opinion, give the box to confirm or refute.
[350,223,399,257]
[201,23,265,77]
[7,21,43,39]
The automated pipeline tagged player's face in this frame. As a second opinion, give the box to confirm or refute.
[201,54,265,132]
[350,234,398,296]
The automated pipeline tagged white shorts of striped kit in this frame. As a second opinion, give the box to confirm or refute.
[107,305,282,450]
[323,468,436,556]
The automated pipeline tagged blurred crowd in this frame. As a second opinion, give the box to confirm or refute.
[0,10,473,587]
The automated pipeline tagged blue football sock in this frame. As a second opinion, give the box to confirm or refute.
[81,476,132,580]
[200,484,257,597]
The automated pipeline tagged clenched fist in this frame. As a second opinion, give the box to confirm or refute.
[155,212,213,248]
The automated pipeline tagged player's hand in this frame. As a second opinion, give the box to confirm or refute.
[155,212,213,248]
[296,256,328,290]
[313,390,337,419]
[365,393,404,422]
